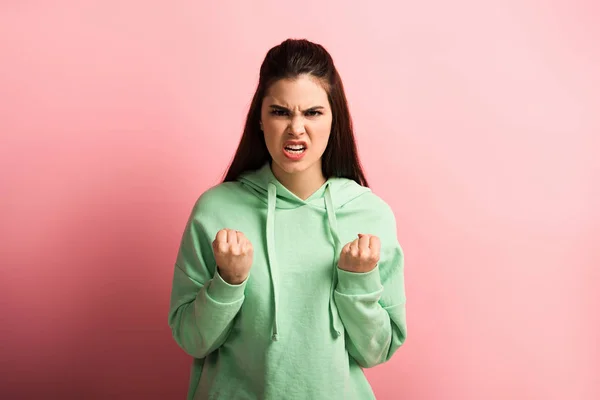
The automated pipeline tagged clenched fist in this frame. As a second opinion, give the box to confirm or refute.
[338,234,380,273]
[212,229,253,285]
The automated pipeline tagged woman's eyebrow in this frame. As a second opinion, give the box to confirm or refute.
[269,105,325,112]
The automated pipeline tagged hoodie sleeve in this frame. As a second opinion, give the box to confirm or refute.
[333,206,407,368]
[168,198,247,359]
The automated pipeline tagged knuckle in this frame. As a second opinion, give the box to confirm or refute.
[218,243,229,253]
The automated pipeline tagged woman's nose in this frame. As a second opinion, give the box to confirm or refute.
[288,117,305,136]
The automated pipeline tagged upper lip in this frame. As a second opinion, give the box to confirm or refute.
[284,140,307,148]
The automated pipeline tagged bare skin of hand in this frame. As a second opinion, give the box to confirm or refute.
[338,234,381,273]
[212,229,253,285]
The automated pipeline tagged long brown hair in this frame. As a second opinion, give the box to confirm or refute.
[223,38,369,187]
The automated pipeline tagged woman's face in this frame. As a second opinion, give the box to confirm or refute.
[260,74,333,181]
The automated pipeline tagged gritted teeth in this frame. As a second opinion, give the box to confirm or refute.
[285,144,306,150]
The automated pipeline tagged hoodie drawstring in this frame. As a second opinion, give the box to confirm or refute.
[264,181,342,342]
[325,184,343,338]
[266,182,279,341]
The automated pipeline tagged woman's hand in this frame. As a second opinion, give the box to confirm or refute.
[338,234,380,273]
[212,229,254,285]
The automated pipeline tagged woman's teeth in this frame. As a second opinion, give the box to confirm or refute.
[285,145,306,153]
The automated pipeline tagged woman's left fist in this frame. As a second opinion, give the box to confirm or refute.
[338,234,380,273]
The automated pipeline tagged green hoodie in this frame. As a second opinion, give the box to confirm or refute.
[168,163,407,400]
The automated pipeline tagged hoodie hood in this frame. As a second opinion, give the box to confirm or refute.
[238,162,371,341]
[238,162,370,210]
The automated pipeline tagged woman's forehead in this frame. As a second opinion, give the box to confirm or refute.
[264,76,329,108]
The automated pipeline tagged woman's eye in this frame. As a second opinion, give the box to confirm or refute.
[305,110,322,117]
[269,109,322,117]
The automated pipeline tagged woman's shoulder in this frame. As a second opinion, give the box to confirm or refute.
[190,181,247,214]
[344,187,396,219]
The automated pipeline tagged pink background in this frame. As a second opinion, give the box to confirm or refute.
[1,1,598,399]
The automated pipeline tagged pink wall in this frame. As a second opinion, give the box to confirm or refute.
[1,1,598,399]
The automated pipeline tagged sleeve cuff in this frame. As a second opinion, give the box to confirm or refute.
[205,269,247,304]
[336,265,383,295]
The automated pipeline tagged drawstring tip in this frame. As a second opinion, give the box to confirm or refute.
[335,330,341,337]
[272,333,279,341]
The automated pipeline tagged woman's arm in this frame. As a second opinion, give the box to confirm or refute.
[168,201,247,359]
[334,209,407,368]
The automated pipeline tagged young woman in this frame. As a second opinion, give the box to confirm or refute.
[168,38,407,400]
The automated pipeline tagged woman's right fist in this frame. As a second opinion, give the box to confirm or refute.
[212,229,253,285]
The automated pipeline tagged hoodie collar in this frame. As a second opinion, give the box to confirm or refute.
[238,162,368,210]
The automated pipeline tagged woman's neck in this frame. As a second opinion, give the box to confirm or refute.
[271,162,326,201]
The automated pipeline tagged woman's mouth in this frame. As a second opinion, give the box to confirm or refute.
[284,144,306,154]
[283,143,307,160]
